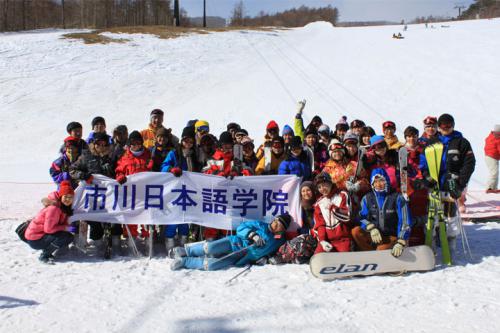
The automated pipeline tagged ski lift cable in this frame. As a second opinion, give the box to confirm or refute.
[243,33,297,106]
[277,34,386,121]
[267,37,348,114]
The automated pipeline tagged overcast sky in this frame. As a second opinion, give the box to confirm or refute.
[180,0,475,22]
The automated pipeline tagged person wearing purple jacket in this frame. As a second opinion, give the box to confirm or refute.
[50,136,82,189]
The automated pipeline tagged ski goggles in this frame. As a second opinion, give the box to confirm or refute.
[197,125,209,133]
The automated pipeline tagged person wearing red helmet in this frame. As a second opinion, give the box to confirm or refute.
[256,120,280,160]
[418,116,439,147]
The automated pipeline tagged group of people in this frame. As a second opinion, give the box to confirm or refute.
[22,102,480,270]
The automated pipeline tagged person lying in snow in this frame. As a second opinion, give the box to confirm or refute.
[169,214,292,271]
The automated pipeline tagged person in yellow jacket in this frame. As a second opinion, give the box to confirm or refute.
[140,109,179,150]
[382,121,404,151]
[255,136,286,175]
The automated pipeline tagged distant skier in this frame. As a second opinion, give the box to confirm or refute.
[170,215,291,271]
[484,125,500,193]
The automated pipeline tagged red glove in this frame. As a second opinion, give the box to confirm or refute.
[85,175,94,184]
[116,175,127,185]
[171,167,182,177]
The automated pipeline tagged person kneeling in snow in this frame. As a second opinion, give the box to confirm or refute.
[170,215,291,271]
[351,168,411,257]
[24,181,75,264]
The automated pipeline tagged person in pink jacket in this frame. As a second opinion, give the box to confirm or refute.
[25,181,75,264]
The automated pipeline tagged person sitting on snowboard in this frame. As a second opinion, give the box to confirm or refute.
[351,168,411,257]
[170,214,292,271]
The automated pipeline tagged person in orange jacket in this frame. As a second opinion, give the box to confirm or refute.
[485,125,500,192]
[140,109,179,150]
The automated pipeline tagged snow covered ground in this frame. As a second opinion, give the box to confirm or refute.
[1,20,500,332]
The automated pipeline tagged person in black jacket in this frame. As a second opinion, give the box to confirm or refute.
[69,132,123,257]
[418,113,475,251]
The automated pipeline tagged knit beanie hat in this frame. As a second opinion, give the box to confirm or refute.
[93,132,109,143]
[290,136,302,149]
[311,115,323,124]
[150,109,164,117]
[336,123,349,131]
[219,131,234,145]
[438,114,455,127]
[128,131,143,144]
[277,214,292,230]
[58,180,74,197]
[66,121,82,134]
[343,133,359,144]
[304,126,318,137]
[350,119,365,128]
[272,136,285,147]
[382,121,396,130]
[338,115,348,125]
[181,126,195,140]
[423,116,438,126]
[318,124,330,135]
[266,120,279,131]
[91,116,105,128]
[227,122,241,132]
[282,125,294,136]
[156,127,170,138]
[235,128,248,136]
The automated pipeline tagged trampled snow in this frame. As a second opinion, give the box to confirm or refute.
[1,20,500,332]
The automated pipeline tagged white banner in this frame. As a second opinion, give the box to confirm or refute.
[70,172,301,230]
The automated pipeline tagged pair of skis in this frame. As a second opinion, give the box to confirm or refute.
[424,143,452,265]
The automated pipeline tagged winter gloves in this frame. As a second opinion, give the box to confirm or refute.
[345,180,360,193]
[320,241,333,252]
[366,223,382,244]
[248,232,265,247]
[116,175,127,185]
[296,100,306,118]
[391,239,406,257]
[171,167,182,177]
[447,178,462,199]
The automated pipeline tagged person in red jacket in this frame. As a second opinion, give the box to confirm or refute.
[312,172,352,254]
[485,125,500,192]
[115,130,153,238]
[25,181,75,264]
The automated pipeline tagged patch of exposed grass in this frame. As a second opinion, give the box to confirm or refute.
[62,25,288,44]
[63,31,130,44]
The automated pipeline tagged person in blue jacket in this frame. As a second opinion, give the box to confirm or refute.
[161,126,201,252]
[278,136,311,180]
[170,214,292,271]
[351,168,411,257]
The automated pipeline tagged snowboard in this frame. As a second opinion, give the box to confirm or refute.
[309,245,435,280]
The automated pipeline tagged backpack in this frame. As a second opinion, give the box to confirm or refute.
[274,234,317,264]
[15,220,31,243]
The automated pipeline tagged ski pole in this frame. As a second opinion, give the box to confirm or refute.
[225,264,252,285]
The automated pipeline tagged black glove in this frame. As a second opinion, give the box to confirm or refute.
[447,178,462,199]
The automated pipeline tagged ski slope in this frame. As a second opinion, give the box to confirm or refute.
[1,19,500,332]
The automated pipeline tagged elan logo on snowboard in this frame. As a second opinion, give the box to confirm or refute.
[319,263,378,275]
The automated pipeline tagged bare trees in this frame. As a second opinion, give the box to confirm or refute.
[229,4,339,27]
[0,0,173,32]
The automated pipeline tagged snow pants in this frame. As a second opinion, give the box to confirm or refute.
[164,223,189,238]
[485,155,499,190]
[181,238,246,271]
[27,231,74,253]
[351,226,397,251]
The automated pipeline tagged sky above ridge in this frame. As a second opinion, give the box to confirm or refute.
[180,0,475,22]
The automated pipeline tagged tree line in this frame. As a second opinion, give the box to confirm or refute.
[0,0,173,32]
[230,2,339,27]
[460,0,500,19]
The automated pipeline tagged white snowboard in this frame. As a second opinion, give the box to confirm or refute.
[309,245,435,280]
